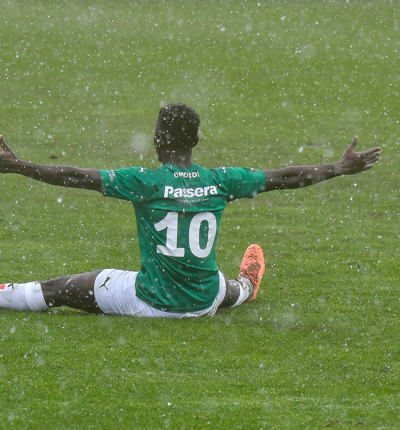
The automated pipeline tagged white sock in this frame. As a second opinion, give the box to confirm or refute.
[0,282,49,311]
[231,277,253,307]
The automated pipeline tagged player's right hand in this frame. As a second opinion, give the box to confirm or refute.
[0,135,19,172]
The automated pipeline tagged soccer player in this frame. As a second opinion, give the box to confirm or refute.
[0,103,381,317]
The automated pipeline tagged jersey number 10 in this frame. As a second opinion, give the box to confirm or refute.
[154,211,217,259]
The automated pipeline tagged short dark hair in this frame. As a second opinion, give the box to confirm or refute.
[154,103,200,154]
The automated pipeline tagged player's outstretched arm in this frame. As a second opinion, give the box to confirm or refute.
[262,136,381,192]
[0,135,102,191]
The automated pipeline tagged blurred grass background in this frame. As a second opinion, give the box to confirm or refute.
[0,1,399,428]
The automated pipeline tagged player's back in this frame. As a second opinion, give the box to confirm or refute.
[100,162,265,312]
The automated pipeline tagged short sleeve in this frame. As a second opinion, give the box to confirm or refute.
[100,167,152,202]
[223,167,266,201]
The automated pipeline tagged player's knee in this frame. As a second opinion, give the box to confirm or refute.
[65,270,101,298]
[66,275,87,297]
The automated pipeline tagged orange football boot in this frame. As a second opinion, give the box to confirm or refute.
[238,244,265,301]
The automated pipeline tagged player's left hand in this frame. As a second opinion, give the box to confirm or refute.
[0,135,19,173]
[338,136,381,175]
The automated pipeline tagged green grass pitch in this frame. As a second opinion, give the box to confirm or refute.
[0,1,399,428]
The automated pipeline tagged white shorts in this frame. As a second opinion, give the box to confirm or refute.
[94,269,226,318]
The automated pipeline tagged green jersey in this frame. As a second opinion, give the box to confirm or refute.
[100,163,265,312]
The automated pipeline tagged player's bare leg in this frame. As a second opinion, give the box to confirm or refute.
[220,244,265,308]
[40,270,103,313]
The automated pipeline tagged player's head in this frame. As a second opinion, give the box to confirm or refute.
[154,103,200,161]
